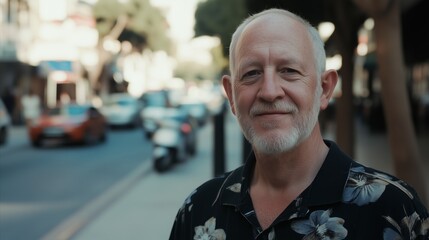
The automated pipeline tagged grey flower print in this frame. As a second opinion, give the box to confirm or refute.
[291,209,348,240]
[343,166,388,206]
[383,209,429,240]
[194,217,226,240]
[227,183,241,193]
[268,228,275,240]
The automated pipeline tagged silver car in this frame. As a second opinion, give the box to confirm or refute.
[101,93,143,128]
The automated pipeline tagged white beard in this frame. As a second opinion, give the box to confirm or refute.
[236,86,322,155]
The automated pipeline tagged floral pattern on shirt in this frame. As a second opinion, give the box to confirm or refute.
[343,166,388,206]
[343,167,416,206]
[227,183,241,193]
[194,217,226,240]
[291,209,348,239]
[383,208,429,240]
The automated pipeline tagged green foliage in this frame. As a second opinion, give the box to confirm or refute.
[93,0,124,37]
[245,0,325,25]
[174,61,212,82]
[174,44,227,82]
[93,0,171,53]
[194,0,248,57]
[124,0,171,52]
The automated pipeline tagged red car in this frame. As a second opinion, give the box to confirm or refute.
[29,104,108,147]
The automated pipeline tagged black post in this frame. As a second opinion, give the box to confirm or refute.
[213,110,225,177]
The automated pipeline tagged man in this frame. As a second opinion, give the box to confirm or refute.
[169,8,428,239]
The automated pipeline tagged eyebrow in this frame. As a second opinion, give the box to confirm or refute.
[238,56,302,71]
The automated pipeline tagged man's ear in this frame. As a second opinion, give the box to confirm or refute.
[222,75,236,115]
[319,69,338,110]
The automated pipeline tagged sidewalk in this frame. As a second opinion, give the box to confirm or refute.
[70,115,429,240]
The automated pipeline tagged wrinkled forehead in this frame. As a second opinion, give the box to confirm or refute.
[233,14,314,69]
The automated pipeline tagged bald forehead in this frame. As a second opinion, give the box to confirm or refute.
[240,13,308,41]
[234,13,312,59]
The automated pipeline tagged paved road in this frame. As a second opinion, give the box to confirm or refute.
[0,126,152,240]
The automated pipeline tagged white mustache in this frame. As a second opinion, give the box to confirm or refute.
[250,101,298,116]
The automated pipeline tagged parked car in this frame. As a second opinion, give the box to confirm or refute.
[0,99,11,145]
[101,93,142,128]
[178,99,210,127]
[28,104,108,147]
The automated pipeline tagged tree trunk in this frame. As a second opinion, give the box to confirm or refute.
[90,15,129,96]
[366,0,427,203]
[331,0,357,158]
[336,46,355,157]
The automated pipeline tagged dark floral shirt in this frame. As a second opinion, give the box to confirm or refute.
[169,140,429,240]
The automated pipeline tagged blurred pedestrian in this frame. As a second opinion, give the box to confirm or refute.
[1,88,15,117]
[21,89,41,126]
[60,92,71,105]
[169,8,429,239]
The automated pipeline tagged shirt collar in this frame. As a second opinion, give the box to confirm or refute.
[219,140,353,208]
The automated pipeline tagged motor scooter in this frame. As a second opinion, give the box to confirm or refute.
[151,109,196,172]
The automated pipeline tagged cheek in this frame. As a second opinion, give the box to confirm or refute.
[233,88,255,115]
[285,82,318,110]
[283,87,306,108]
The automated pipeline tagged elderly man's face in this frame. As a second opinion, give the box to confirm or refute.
[225,14,322,154]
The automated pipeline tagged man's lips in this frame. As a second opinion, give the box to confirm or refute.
[253,111,291,117]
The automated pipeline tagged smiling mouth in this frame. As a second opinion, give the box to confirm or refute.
[254,111,291,117]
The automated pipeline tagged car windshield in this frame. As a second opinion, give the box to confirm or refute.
[47,105,87,116]
[140,91,168,107]
[118,99,137,107]
[105,97,134,106]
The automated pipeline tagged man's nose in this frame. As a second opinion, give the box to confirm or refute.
[257,72,284,102]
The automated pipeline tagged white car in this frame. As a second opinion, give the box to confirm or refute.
[101,93,143,128]
[178,100,210,127]
[0,99,11,145]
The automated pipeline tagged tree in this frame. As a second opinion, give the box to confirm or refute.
[194,0,247,59]
[91,0,171,93]
[352,0,427,203]
[323,0,365,158]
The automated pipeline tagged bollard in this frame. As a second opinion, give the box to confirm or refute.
[213,110,225,177]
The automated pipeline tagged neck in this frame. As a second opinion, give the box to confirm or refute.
[251,128,328,193]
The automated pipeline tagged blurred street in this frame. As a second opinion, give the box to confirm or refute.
[0,112,428,239]
[0,126,153,240]
[1,0,428,239]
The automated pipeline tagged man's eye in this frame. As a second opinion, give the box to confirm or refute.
[280,68,298,74]
[242,70,260,79]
